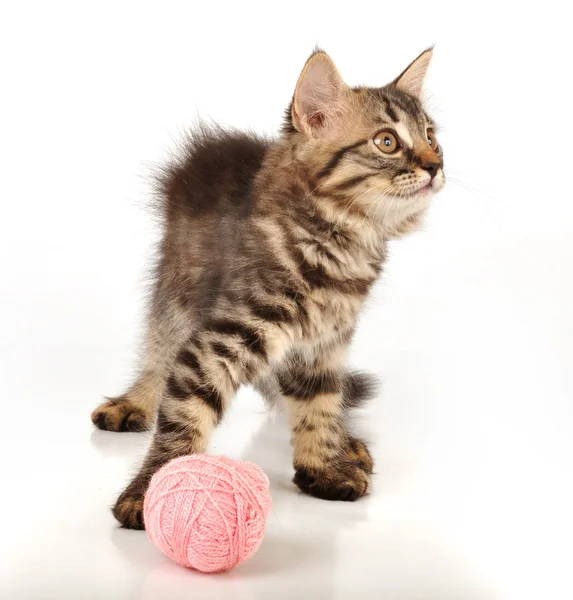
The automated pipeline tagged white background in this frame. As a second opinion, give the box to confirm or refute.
[1,2,572,599]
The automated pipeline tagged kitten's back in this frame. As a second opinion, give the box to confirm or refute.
[157,126,270,223]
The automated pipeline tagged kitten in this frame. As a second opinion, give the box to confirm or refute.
[92,48,445,529]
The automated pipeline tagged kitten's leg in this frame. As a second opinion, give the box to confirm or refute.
[281,344,374,501]
[113,331,267,529]
[91,306,189,432]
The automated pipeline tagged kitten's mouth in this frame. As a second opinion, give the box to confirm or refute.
[394,173,445,199]
[401,183,433,198]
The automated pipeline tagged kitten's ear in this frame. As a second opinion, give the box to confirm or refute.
[292,51,347,137]
[393,48,433,98]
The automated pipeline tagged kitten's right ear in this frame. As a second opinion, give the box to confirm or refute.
[291,51,347,138]
[393,47,434,98]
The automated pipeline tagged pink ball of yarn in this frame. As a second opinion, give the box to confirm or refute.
[143,454,271,573]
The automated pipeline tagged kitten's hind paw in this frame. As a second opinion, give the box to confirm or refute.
[91,397,150,432]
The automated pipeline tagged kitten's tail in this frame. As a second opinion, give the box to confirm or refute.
[342,371,379,410]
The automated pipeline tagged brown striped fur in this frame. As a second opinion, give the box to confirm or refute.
[91,48,445,528]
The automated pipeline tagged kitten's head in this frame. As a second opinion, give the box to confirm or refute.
[285,48,445,230]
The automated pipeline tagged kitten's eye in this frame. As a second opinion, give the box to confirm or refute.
[373,130,400,154]
[427,131,439,152]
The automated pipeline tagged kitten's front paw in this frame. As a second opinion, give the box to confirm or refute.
[113,488,145,530]
[91,397,150,432]
[346,437,374,474]
[294,460,369,502]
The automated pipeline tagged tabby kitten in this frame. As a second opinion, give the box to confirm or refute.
[92,48,445,529]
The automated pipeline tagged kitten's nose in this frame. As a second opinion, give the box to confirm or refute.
[421,160,440,179]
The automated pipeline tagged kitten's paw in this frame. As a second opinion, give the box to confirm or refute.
[346,437,374,474]
[113,488,145,530]
[294,460,369,502]
[91,397,150,432]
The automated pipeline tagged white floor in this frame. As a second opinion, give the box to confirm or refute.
[1,187,573,599]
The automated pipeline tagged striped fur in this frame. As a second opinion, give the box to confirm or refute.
[91,48,445,529]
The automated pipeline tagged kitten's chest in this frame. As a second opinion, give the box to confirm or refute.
[296,242,384,341]
[304,287,365,342]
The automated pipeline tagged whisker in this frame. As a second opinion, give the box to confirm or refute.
[447,177,499,203]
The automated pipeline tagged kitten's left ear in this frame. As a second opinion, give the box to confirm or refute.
[292,51,348,138]
[393,47,434,98]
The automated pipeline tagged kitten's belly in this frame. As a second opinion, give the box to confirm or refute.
[262,289,363,367]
